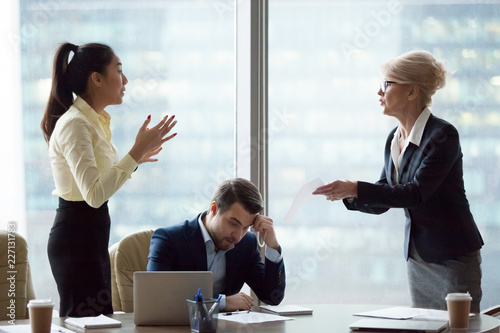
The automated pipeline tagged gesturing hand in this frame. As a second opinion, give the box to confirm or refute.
[312,180,358,201]
[129,115,177,164]
[137,146,163,164]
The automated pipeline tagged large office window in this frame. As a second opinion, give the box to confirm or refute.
[14,0,235,308]
[268,0,500,308]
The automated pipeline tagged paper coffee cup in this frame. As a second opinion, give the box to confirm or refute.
[446,293,472,329]
[27,299,54,333]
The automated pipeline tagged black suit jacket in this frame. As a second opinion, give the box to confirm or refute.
[147,214,285,305]
[344,114,483,263]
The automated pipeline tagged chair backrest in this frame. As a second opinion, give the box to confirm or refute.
[108,242,121,312]
[0,230,36,320]
[112,229,154,313]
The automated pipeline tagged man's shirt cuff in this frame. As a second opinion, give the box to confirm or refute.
[265,245,283,263]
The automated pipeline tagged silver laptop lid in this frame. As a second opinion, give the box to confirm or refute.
[133,271,213,326]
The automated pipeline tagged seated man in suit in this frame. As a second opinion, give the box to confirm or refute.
[147,178,285,311]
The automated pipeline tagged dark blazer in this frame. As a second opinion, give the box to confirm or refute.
[147,214,285,305]
[344,114,483,263]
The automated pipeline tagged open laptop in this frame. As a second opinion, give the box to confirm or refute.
[350,318,448,333]
[133,271,213,326]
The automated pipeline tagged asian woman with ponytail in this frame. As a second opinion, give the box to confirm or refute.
[41,42,177,317]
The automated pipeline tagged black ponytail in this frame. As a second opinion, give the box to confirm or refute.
[41,42,115,143]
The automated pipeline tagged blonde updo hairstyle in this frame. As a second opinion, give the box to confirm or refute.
[381,50,448,107]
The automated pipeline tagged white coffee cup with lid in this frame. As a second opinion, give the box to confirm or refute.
[445,292,472,329]
[27,299,54,333]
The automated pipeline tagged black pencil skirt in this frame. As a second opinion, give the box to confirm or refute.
[48,198,113,317]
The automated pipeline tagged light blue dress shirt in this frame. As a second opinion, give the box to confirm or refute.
[197,213,282,309]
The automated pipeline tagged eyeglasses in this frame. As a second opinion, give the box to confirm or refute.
[380,80,398,94]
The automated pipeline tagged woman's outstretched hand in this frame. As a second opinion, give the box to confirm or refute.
[129,114,177,164]
[312,180,358,201]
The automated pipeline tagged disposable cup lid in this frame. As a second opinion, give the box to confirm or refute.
[445,292,472,301]
[27,299,54,308]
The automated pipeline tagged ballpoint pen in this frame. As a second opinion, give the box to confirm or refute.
[195,288,215,332]
[208,295,223,316]
[223,310,251,316]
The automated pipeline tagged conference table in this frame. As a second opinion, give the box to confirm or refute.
[1,304,499,332]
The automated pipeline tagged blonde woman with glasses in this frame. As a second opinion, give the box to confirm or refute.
[313,50,483,312]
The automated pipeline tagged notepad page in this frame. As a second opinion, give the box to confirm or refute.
[64,314,122,329]
[259,304,313,315]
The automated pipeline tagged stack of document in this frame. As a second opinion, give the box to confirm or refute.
[259,304,313,316]
[64,314,122,329]
[350,307,453,333]
[353,307,463,321]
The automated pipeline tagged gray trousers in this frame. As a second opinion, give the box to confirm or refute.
[407,241,482,313]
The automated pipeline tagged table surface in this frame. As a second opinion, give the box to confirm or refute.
[1,304,499,333]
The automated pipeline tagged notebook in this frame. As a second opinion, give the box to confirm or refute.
[353,307,451,321]
[350,318,448,332]
[259,304,313,316]
[133,271,213,326]
[64,314,121,329]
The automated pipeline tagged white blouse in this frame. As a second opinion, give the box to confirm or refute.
[48,96,138,208]
[390,107,432,184]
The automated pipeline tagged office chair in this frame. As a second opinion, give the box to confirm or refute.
[110,229,154,313]
[108,242,122,312]
[0,230,36,320]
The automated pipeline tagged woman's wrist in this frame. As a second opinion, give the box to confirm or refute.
[128,145,142,163]
[349,181,358,198]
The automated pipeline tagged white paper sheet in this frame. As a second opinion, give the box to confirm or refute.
[0,324,75,333]
[0,324,29,333]
[354,306,472,322]
[283,177,325,222]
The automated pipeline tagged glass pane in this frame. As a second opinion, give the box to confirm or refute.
[19,0,234,309]
[269,0,500,308]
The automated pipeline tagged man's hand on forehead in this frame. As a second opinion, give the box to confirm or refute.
[251,214,280,251]
[251,213,260,226]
